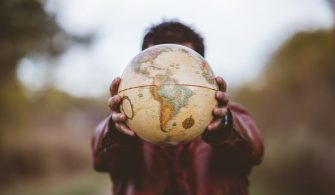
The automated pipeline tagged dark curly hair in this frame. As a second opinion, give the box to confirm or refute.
[141,20,205,57]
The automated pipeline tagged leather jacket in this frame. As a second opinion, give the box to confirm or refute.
[92,103,264,195]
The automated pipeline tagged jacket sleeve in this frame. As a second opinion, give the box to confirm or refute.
[202,103,264,167]
[91,114,142,174]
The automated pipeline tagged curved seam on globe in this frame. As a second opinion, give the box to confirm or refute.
[118,84,217,93]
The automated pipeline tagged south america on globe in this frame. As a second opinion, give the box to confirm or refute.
[118,44,218,145]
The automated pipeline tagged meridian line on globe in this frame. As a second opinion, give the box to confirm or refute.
[120,96,135,119]
[118,84,217,93]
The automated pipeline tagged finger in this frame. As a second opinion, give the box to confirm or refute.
[114,122,125,134]
[207,118,223,131]
[110,77,121,96]
[215,76,227,92]
[111,112,127,123]
[213,107,227,117]
[115,122,135,136]
[108,95,122,111]
[118,123,136,136]
[215,91,229,106]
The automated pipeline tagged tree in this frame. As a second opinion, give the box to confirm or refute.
[234,28,335,195]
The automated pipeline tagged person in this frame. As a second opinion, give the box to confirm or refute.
[92,21,264,195]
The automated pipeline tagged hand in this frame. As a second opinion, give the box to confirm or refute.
[206,76,229,132]
[108,77,136,136]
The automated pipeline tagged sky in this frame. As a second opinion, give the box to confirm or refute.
[17,0,334,98]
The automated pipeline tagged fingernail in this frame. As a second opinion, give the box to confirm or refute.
[113,77,120,83]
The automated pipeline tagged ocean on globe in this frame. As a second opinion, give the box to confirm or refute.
[118,44,218,145]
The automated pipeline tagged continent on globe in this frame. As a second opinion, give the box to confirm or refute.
[150,75,194,132]
[182,115,195,129]
[118,44,218,145]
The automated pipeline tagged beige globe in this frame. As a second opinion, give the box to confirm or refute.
[118,44,218,145]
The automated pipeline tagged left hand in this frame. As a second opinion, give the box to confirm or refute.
[206,76,229,132]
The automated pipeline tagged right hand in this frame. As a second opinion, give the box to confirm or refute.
[108,77,136,136]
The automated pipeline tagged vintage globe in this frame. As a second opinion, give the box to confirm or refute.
[118,44,218,145]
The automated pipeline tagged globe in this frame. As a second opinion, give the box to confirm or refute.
[118,44,218,145]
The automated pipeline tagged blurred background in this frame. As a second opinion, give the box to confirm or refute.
[0,0,334,194]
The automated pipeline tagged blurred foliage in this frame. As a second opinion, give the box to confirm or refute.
[0,0,56,137]
[0,89,107,181]
[1,172,110,195]
[0,0,92,136]
[234,28,335,195]
[0,0,91,81]
[0,0,57,82]
[0,1,106,194]
[328,0,335,12]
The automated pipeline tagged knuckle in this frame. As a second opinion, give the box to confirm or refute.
[111,114,117,122]
[108,97,113,105]
[222,94,228,101]
[120,113,126,120]
[111,95,121,104]
[112,77,118,84]
[216,108,225,116]
[112,113,120,122]
[223,98,229,105]
[213,121,220,129]
[113,77,121,86]
[211,123,219,130]
[216,91,225,99]
[207,125,213,131]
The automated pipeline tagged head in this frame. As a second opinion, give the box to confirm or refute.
[142,20,205,57]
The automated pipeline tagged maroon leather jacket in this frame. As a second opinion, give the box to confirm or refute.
[92,103,264,195]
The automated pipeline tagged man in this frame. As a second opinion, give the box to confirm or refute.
[92,21,264,195]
